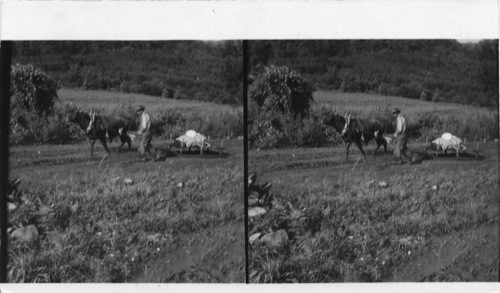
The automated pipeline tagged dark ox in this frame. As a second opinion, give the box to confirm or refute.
[324,113,387,159]
[67,110,131,156]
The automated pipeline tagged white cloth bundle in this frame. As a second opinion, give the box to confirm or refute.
[176,130,211,149]
[431,133,467,151]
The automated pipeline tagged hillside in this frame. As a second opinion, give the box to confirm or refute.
[12,41,243,105]
[249,40,498,108]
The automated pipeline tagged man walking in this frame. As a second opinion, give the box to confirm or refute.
[136,105,157,161]
[392,108,413,164]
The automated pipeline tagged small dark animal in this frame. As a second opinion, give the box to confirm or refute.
[248,173,272,205]
[324,112,387,159]
[67,110,131,156]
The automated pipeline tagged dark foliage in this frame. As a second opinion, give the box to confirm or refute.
[249,40,498,108]
[10,63,59,115]
[249,65,315,117]
[12,41,243,105]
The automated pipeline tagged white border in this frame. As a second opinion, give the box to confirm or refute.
[0,0,498,40]
[1,0,498,291]
[1,283,500,293]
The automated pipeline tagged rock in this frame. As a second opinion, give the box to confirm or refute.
[38,205,52,216]
[378,181,388,188]
[124,178,134,185]
[261,229,289,247]
[11,225,39,244]
[248,207,267,218]
[71,203,80,214]
[7,202,17,212]
[431,185,438,191]
[249,232,262,244]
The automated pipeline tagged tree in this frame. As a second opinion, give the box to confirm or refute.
[11,63,59,114]
[249,65,314,117]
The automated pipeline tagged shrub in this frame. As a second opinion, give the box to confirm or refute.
[249,110,287,149]
[419,91,430,101]
[431,89,443,103]
[161,88,174,99]
[173,86,186,100]
[120,81,131,93]
[148,108,243,140]
[10,106,83,145]
[11,63,59,115]
[249,65,315,117]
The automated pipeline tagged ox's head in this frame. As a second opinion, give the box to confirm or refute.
[341,113,351,137]
[322,111,347,134]
[86,111,96,134]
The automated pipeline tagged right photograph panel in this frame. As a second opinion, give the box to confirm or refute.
[246,40,499,282]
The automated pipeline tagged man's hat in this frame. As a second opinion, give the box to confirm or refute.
[392,108,401,114]
[136,105,145,112]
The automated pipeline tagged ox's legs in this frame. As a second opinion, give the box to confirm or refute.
[374,137,388,156]
[99,138,111,156]
[354,140,366,159]
[118,135,131,152]
[126,136,131,149]
[344,142,351,160]
[90,139,96,156]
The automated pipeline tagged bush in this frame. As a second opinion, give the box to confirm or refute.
[149,108,243,140]
[120,81,131,93]
[10,106,83,145]
[173,86,186,100]
[11,64,59,115]
[249,65,315,117]
[161,88,174,99]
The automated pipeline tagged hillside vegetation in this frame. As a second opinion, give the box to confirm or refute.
[250,40,498,108]
[248,66,498,150]
[13,41,242,105]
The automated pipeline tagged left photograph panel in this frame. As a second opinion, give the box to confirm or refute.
[5,41,244,282]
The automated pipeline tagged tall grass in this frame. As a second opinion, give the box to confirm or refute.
[8,163,243,282]
[249,158,499,282]
[10,89,243,146]
[249,92,498,149]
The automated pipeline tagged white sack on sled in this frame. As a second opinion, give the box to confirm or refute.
[175,130,211,149]
[431,133,467,151]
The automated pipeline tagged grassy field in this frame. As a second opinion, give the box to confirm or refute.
[248,92,499,282]
[249,142,498,282]
[59,89,241,114]
[314,91,491,115]
[8,90,244,282]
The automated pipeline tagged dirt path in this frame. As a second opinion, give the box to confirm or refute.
[249,141,498,282]
[390,223,498,281]
[251,142,494,194]
[9,138,245,282]
[133,221,244,282]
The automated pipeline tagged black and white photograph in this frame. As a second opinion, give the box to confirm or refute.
[247,40,499,282]
[0,0,499,292]
[3,41,245,282]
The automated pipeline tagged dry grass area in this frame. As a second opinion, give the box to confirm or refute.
[314,91,489,115]
[249,142,498,282]
[59,89,240,112]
